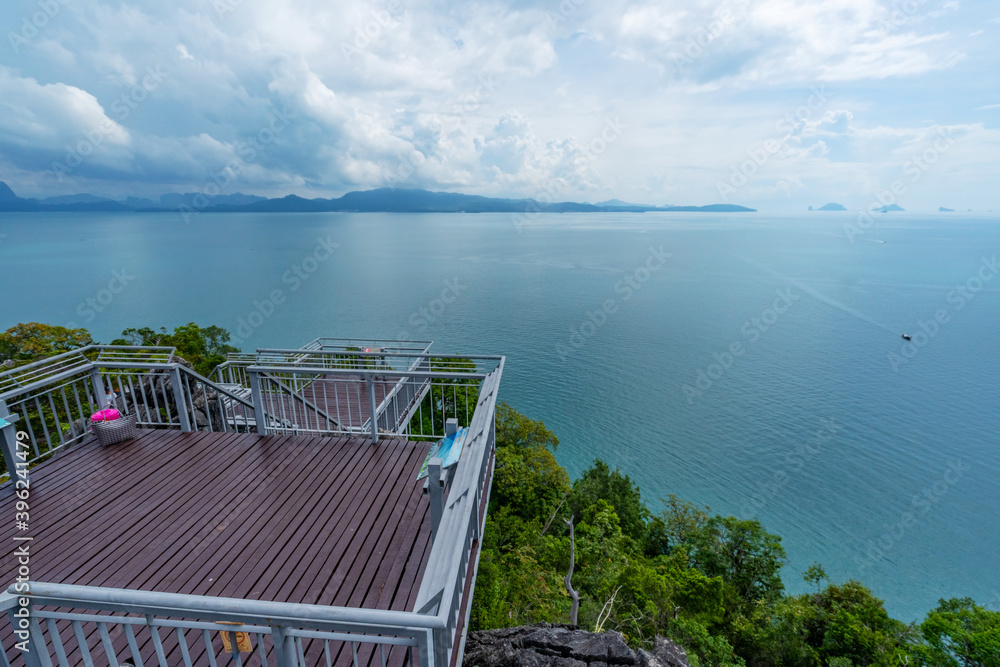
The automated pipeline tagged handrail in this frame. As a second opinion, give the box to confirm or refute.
[12,582,445,630]
[412,359,503,666]
[176,365,257,412]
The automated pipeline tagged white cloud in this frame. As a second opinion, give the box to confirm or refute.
[0,0,994,209]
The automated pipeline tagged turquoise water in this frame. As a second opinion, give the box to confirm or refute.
[1,210,997,621]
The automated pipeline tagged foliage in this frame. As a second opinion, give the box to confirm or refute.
[915,598,1000,666]
[470,405,995,667]
[0,322,93,363]
[569,459,650,545]
[111,323,238,376]
[407,357,480,439]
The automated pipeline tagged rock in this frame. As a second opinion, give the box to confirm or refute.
[637,638,690,667]
[464,624,689,667]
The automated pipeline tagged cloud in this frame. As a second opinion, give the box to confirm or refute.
[0,0,994,209]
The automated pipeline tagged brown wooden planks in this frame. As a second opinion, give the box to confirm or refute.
[0,429,437,667]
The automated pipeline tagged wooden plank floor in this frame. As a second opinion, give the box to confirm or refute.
[0,430,433,667]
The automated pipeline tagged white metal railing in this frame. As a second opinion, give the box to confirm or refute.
[243,352,500,443]
[0,347,258,479]
[2,584,440,667]
[414,361,503,667]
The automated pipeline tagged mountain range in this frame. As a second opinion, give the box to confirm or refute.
[0,182,755,214]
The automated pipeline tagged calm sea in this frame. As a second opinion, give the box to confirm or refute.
[1,210,997,621]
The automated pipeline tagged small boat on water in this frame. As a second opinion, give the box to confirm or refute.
[901,334,912,341]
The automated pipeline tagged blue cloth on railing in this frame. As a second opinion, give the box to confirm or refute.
[417,427,468,480]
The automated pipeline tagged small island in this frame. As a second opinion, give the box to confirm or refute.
[810,202,847,211]
[939,207,955,212]
[878,204,904,212]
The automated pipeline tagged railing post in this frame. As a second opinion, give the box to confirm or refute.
[367,375,379,443]
[433,625,450,667]
[417,629,435,667]
[428,458,444,541]
[0,401,21,480]
[89,366,107,410]
[5,598,46,667]
[248,371,268,435]
[169,365,193,432]
[271,625,293,667]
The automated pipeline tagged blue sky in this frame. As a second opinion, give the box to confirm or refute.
[0,0,998,211]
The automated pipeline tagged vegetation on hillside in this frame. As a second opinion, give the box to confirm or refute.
[471,404,1000,667]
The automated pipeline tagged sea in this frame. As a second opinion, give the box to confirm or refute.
[0,210,997,622]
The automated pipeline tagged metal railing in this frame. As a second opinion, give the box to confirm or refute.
[414,360,503,667]
[243,351,500,443]
[2,584,439,667]
[208,341,433,390]
[0,347,257,479]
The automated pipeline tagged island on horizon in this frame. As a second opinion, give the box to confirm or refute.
[0,181,756,215]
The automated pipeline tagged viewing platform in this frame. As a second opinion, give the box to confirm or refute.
[0,339,504,667]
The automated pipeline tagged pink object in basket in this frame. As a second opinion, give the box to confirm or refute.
[91,408,121,422]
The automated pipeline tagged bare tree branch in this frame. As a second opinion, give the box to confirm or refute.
[541,496,567,536]
[564,516,580,626]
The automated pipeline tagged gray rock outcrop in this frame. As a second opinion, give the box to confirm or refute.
[464,624,690,667]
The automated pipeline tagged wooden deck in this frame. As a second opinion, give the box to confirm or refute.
[0,430,434,667]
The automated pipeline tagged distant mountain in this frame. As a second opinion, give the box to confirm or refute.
[878,204,904,212]
[595,198,655,208]
[0,182,17,202]
[0,182,756,214]
[812,202,847,211]
[939,207,955,212]
[157,192,268,208]
[38,194,116,205]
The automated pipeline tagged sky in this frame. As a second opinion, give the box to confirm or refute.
[0,0,998,212]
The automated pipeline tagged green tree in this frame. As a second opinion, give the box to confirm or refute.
[0,322,92,363]
[112,323,238,376]
[687,516,787,614]
[570,459,650,545]
[491,402,570,525]
[916,598,1000,667]
[804,563,828,594]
